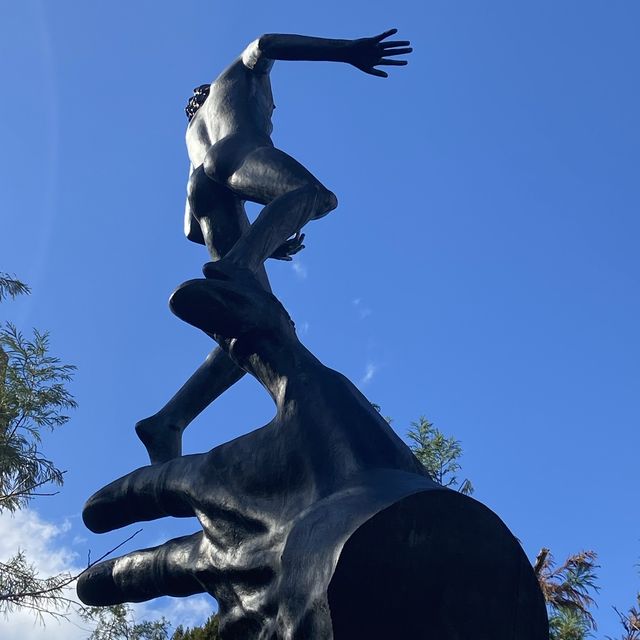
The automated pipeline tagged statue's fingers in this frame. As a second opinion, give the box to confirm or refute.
[379,59,409,66]
[375,28,398,41]
[380,40,411,48]
[380,47,413,57]
[366,67,389,78]
[83,456,204,534]
[77,532,207,605]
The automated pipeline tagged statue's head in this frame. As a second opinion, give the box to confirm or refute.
[185,84,211,122]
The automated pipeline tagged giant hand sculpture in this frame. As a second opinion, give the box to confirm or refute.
[79,265,548,639]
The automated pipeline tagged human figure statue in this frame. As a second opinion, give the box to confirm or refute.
[78,265,549,639]
[136,29,413,464]
[78,30,550,637]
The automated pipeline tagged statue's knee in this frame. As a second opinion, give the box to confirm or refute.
[316,185,338,214]
[325,189,338,212]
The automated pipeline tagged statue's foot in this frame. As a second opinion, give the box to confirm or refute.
[202,260,231,280]
[202,259,260,285]
[135,415,183,465]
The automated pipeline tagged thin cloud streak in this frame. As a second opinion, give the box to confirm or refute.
[297,320,310,336]
[352,297,372,319]
[360,362,379,386]
[292,260,307,279]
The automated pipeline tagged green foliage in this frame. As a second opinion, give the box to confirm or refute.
[171,613,220,640]
[0,549,75,620]
[608,594,640,640]
[370,402,394,425]
[406,416,474,495]
[0,272,78,619]
[0,273,29,303]
[82,604,171,640]
[534,548,599,639]
[608,562,640,640]
[549,608,594,640]
[0,322,77,512]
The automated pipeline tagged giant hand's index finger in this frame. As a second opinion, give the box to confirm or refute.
[83,455,203,533]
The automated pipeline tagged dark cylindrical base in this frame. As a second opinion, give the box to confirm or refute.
[328,490,548,640]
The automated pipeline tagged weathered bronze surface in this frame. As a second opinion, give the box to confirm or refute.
[78,31,549,639]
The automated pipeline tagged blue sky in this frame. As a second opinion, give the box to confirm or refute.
[1,0,639,636]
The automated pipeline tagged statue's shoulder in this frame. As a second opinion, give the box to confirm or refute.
[241,38,274,75]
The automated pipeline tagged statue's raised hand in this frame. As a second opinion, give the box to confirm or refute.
[347,29,412,78]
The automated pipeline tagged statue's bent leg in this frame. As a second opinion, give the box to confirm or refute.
[221,146,338,272]
[137,168,273,464]
[136,347,245,464]
[189,165,273,291]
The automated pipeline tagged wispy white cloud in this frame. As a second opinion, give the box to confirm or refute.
[0,509,87,640]
[0,511,216,639]
[292,260,307,280]
[297,321,310,337]
[352,297,372,319]
[360,362,379,386]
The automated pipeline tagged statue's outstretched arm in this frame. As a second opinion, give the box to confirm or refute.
[242,28,412,78]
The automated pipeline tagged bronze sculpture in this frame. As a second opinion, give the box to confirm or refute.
[136,30,412,465]
[78,30,550,639]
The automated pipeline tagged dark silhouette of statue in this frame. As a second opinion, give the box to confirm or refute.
[136,30,413,464]
[78,30,550,639]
